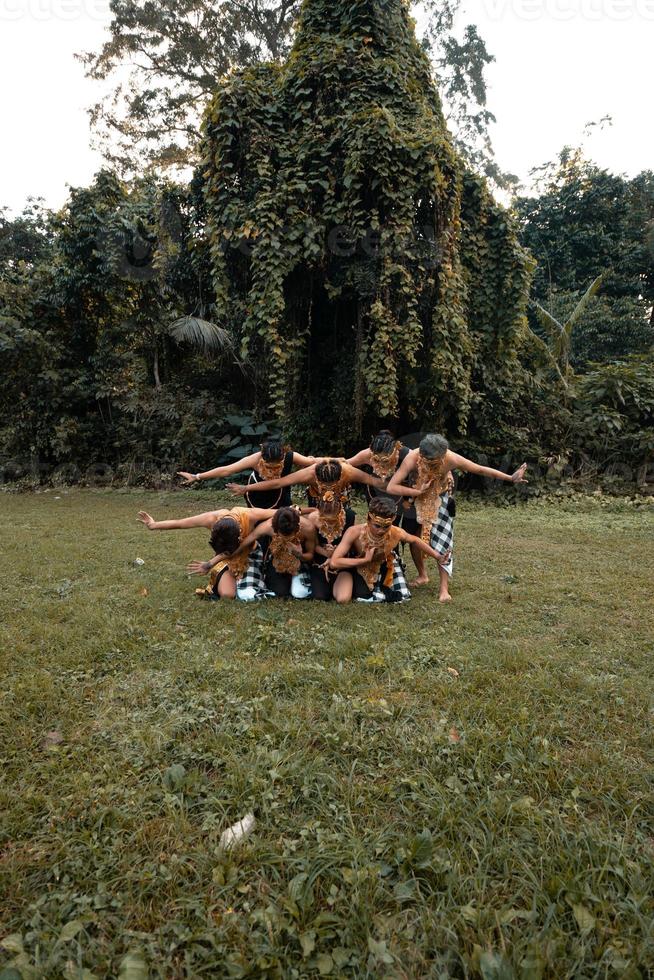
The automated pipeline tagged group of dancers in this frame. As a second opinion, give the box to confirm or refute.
[137,431,528,604]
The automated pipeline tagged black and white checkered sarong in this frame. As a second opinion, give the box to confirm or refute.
[236,543,267,601]
[429,493,454,578]
[366,556,412,603]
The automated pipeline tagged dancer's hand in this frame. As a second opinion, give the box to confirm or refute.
[319,559,332,580]
[511,463,528,484]
[436,549,452,567]
[178,471,198,485]
[137,511,156,529]
[187,559,212,576]
[361,547,375,564]
[289,543,303,557]
[323,543,335,556]
[227,482,248,497]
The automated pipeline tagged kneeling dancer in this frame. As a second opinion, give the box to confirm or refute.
[329,498,450,604]
[226,507,317,599]
[137,505,275,599]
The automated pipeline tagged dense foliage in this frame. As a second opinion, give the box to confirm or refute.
[517,150,654,369]
[81,0,510,186]
[202,0,532,444]
[2,6,653,486]
[0,174,244,479]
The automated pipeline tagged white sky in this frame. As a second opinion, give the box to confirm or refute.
[0,0,651,215]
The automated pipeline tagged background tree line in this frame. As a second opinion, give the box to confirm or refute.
[1,0,653,487]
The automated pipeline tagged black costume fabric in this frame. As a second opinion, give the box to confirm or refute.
[245,451,294,509]
[355,446,411,522]
[310,508,356,601]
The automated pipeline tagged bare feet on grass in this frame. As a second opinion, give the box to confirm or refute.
[410,575,430,587]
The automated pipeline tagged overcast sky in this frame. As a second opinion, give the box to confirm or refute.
[0,0,651,215]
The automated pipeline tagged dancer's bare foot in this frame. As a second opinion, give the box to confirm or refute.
[410,575,430,587]
[439,588,452,603]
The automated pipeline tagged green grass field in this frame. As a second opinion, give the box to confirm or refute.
[1,489,653,979]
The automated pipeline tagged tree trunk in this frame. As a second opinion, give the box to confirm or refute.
[353,302,365,438]
[153,348,162,389]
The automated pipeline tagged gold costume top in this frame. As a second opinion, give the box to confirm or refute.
[310,459,358,545]
[370,442,401,480]
[268,531,302,576]
[208,507,254,586]
[256,456,285,480]
[357,524,403,591]
[414,455,451,541]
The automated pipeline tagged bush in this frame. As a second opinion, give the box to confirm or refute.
[573,355,654,479]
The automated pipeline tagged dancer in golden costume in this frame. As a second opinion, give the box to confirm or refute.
[387,434,527,592]
[346,429,411,520]
[329,498,450,604]
[137,505,276,600]
[178,437,316,510]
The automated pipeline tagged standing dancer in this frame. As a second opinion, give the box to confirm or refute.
[227,458,384,545]
[346,429,410,519]
[329,498,450,604]
[387,434,527,596]
[178,438,316,510]
[137,505,276,600]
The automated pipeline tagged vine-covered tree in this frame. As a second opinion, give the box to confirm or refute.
[202,0,532,442]
[80,0,512,186]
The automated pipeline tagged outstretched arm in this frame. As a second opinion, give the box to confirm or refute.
[178,453,262,485]
[229,520,273,559]
[137,510,219,531]
[346,449,372,468]
[386,452,421,498]
[186,519,273,576]
[187,553,227,576]
[293,453,321,468]
[227,464,316,497]
[344,463,385,490]
[248,507,279,523]
[448,452,527,484]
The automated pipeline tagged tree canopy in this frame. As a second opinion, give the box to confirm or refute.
[517,149,654,368]
[202,0,532,441]
[80,0,511,186]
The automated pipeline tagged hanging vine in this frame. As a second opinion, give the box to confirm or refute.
[202,0,533,435]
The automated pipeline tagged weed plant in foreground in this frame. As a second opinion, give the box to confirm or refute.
[0,490,653,978]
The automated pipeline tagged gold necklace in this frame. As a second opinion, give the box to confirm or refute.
[269,532,302,575]
[370,443,400,479]
[257,457,285,480]
[318,505,346,545]
[415,454,449,541]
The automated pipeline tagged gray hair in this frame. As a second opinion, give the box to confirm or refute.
[419,434,449,459]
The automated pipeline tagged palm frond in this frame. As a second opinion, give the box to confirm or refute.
[565,274,604,335]
[525,325,568,388]
[168,316,234,352]
[532,302,563,344]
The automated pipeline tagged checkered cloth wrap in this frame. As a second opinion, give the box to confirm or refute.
[295,565,312,596]
[235,543,267,600]
[429,492,454,578]
[367,556,412,604]
[250,558,313,600]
